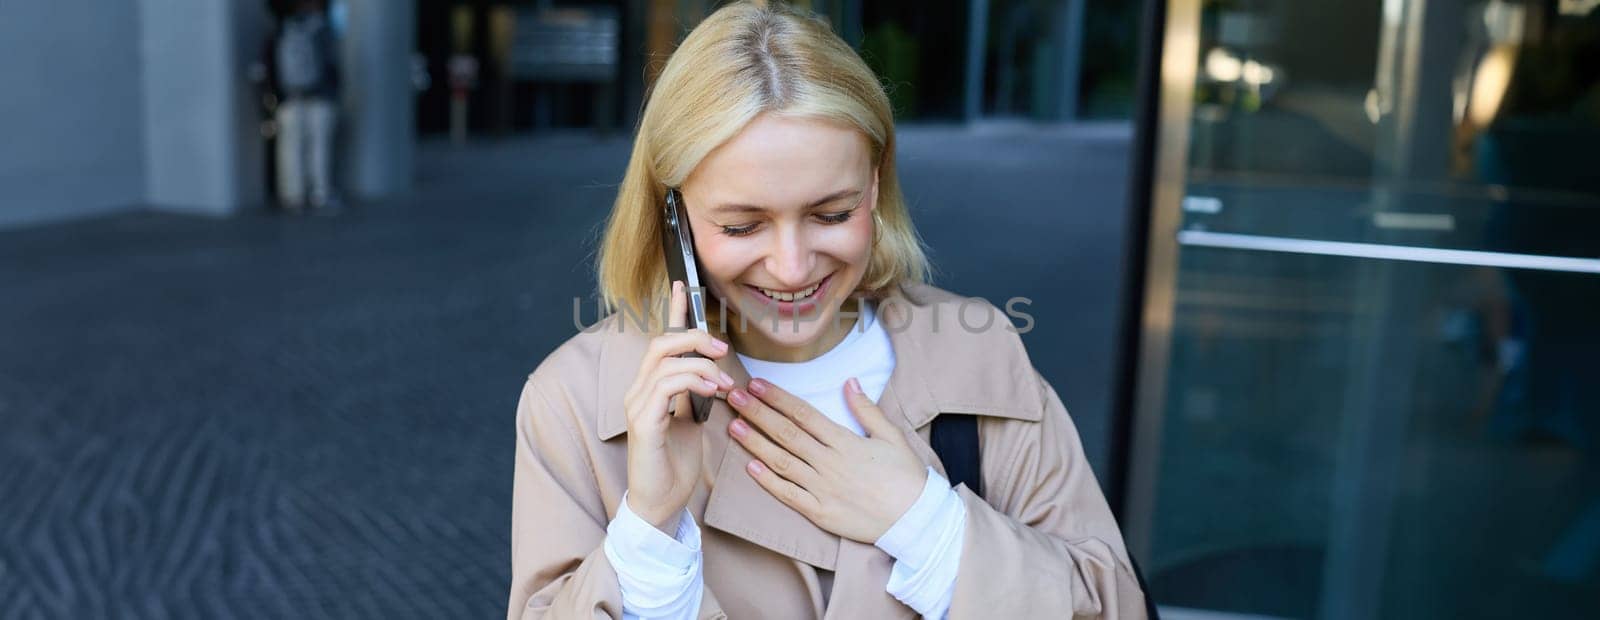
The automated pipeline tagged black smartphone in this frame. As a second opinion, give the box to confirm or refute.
[661,188,714,423]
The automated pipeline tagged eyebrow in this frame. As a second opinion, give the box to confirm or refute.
[710,188,861,214]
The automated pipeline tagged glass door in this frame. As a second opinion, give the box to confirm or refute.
[1126,0,1600,617]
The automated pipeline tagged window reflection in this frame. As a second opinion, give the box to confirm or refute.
[1143,0,1600,617]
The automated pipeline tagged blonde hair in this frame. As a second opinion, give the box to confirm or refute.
[595,0,929,324]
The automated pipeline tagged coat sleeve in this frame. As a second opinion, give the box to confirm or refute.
[946,371,1149,619]
[508,378,626,620]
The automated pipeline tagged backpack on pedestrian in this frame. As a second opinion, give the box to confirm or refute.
[276,15,327,96]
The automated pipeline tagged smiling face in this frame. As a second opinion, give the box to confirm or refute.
[679,113,879,362]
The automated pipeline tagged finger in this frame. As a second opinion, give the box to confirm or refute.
[745,459,821,517]
[652,356,736,391]
[745,378,853,447]
[639,372,720,423]
[671,392,694,420]
[728,387,826,462]
[645,328,730,362]
[842,377,901,441]
[729,417,819,487]
[667,279,687,331]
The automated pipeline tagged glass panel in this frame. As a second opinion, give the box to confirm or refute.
[1142,0,1600,617]
[857,0,1139,121]
[1081,0,1141,118]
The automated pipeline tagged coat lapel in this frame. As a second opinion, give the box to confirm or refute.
[700,350,845,571]
[821,538,917,619]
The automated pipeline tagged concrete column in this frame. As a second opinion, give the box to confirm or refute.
[139,0,268,215]
[0,1,145,229]
[340,0,417,201]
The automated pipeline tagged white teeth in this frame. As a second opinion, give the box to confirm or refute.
[758,282,820,302]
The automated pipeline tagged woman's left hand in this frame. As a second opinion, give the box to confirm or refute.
[726,376,928,543]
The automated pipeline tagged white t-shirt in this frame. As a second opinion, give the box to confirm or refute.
[735,300,896,438]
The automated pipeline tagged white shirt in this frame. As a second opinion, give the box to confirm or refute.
[736,300,897,436]
[603,302,967,619]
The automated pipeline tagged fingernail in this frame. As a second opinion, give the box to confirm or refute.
[712,339,729,352]
[719,371,735,386]
[847,377,863,395]
[673,280,682,293]
[702,379,718,391]
[729,389,749,406]
[748,378,768,395]
[747,460,765,475]
[729,419,748,437]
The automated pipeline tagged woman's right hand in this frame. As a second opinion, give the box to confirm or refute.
[621,280,735,534]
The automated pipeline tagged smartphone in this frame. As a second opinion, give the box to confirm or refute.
[661,188,714,423]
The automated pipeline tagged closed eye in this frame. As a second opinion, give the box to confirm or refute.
[815,209,855,224]
[720,222,760,237]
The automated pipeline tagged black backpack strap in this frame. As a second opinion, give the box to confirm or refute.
[928,413,983,499]
[927,412,1160,619]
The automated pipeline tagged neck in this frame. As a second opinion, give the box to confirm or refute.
[722,297,862,362]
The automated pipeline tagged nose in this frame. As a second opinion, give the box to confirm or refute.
[764,225,815,288]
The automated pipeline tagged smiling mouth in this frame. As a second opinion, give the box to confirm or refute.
[746,273,832,303]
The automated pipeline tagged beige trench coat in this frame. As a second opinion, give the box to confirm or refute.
[509,282,1148,619]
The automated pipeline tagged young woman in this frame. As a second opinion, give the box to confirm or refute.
[508,2,1147,618]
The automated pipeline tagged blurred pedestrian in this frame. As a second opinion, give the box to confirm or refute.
[267,0,340,213]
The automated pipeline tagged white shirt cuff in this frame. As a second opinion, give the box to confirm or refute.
[874,466,967,619]
[604,491,704,616]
